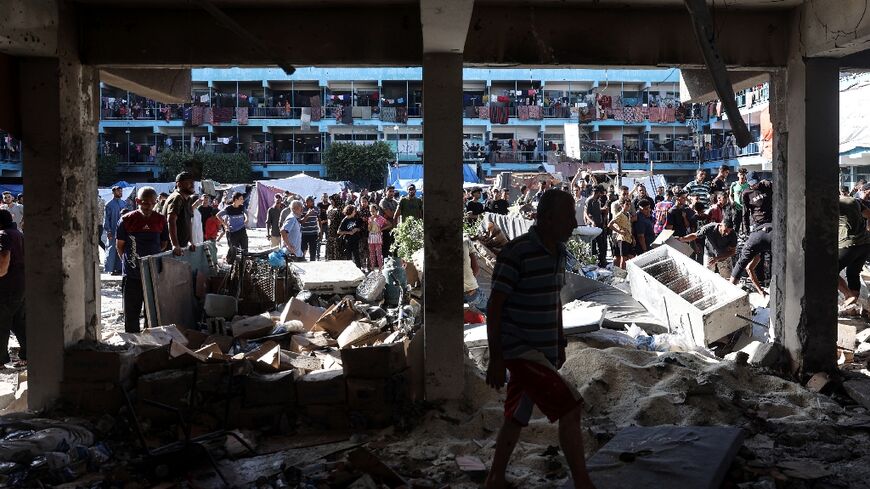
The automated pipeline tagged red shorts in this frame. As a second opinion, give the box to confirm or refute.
[504,359,584,426]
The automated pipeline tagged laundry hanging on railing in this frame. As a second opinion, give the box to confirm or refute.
[528,105,542,120]
[478,105,489,119]
[213,107,234,124]
[236,107,249,125]
[517,105,530,120]
[395,107,408,124]
[301,107,311,129]
[489,104,509,124]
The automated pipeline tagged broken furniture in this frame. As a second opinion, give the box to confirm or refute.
[141,241,220,330]
[627,245,750,347]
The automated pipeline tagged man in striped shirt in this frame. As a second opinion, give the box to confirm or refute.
[485,189,596,489]
[683,168,711,209]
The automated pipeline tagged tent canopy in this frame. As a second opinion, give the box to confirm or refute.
[250,174,344,227]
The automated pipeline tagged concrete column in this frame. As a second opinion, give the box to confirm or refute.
[422,53,465,400]
[769,70,788,346]
[774,49,839,375]
[18,8,100,408]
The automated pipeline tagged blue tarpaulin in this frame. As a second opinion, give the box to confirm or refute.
[111,180,134,188]
[388,164,478,190]
[0,185,23,196]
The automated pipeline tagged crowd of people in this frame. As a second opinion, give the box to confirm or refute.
[563,165,775,297]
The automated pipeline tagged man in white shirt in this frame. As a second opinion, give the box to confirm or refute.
[1,192,23,230]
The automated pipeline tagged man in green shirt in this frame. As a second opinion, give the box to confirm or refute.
[729,168,750,235]
[395,184,423,224]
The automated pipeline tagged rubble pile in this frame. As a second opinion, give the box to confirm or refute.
[57,256,423,465]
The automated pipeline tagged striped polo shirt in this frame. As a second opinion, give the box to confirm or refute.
[684,180,711,208]
[491,226,566,366]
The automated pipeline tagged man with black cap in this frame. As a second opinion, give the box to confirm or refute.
[104,185,130,275]
[165,171,197,256]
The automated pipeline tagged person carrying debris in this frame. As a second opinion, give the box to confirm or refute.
[485,189,596,489]
[678,217,737,279]
[115,187,169,333]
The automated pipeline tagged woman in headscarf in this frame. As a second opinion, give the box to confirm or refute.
[326,194,343,260]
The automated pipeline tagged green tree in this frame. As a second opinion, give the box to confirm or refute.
[97,154,119,187]
[322,141,392,189]
[157,150,253,183]
[390,216,424,261]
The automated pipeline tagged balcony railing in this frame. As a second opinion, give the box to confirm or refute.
[702,141,761,161]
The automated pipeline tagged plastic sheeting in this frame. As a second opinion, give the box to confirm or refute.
[561,272,667,334]
[388,164,478,187]
[249,175,343,227]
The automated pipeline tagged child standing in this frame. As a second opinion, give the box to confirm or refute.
[367,204,391,270]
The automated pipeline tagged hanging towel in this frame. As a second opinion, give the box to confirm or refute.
[334,106,344,122]
[236,107,248,125]
[203,107,214,125]
[312,106,322,122]
[478,105,489,119]
[529,105,542,120]
[301,107,311,129]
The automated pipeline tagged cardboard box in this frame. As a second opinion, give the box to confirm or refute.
[137,369,194,408]
[135,345,173,375]
[296,369,346,405]
[280,298,325,330]
[183,329,210,350]
[244,370,298,407]
[60,381,125,414]
[290,333,337,353]
[341,341,408,379]
[300,403,348,430]
[346,372,408,410]
[64,347,136,383]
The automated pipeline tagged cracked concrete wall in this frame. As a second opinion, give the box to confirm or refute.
[19,1,99,409]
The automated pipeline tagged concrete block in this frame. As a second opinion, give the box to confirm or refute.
[204,294,238,319]
[290,333,337,353]
[290,260,365,295]
[628,246,750,347]
[750,342,782,368]
[838,323,857,350]
[296,369,346,405]
[844,379,870,410]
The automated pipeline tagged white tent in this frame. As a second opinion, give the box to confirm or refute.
[840,75,870,156]
[250,174,344,227]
